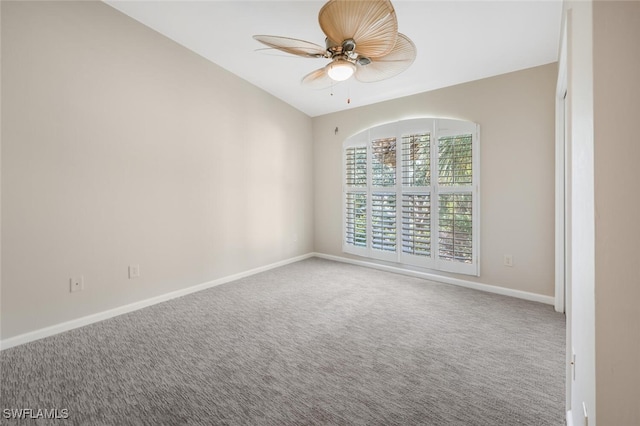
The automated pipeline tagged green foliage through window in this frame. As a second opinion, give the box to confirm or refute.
[372,138,396,187]
[438,135,472,186]
[402,133,430,187]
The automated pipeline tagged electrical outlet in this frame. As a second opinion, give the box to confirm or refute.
[128,265,140,279]
[70,276,84,293]
[504,255,513,267]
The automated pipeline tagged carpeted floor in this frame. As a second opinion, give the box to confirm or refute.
[1,258,565,425]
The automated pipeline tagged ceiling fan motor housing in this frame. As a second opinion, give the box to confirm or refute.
[342,39,356,52]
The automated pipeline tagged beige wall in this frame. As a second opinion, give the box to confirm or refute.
[593,1,640,424]
[313,63,557,297]
[1,1,314,339]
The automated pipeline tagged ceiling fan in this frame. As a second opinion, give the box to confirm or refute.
[253,0,416,89]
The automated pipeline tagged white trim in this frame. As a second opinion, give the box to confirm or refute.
[474,126,481,277]
[558,10,572,418]
[555,15,569,314]
[0,253,314,351]
[313,252,554,305]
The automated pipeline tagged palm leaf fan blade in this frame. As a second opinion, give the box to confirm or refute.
[301,67,336,89]
[253,35,327,58]
[354,33,416,82]
[319,0,398,58]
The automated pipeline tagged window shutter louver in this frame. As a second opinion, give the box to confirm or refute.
[402,194,431,256]
[345,146,367,187]
[345,193,367,247]
[438,193,473,263]
[371,193,396,252]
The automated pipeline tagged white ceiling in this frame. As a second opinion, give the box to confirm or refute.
[105,0,562,117]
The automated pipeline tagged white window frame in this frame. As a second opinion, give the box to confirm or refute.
[342,118,480,276]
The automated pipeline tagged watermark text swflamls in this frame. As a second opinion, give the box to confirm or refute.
[3,408,69,420]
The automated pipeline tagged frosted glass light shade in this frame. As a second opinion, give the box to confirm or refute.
[327,59,356,81]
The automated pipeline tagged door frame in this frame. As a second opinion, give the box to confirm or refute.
[555,17,568,315]
[555,10,571,417]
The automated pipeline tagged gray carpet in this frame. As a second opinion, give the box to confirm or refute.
[1,258,565,425]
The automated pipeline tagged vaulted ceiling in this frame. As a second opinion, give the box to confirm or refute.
[105,1,562,117]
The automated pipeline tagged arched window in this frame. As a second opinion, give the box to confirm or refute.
[343,118,479,276]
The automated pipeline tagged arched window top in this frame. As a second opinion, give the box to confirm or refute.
[345,118,478,147]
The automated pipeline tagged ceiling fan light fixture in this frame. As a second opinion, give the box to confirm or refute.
[327,59,356,81]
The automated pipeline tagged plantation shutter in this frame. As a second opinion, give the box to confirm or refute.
[345,146,367,187]
[438,193,473,263]
[369,133,398,261]
[345,193,367,248]
[344,146,368,254]
[400,132,433,267]
[343,118,478,276]
[436,132,476,274]
[402,194,431,256]
[371,193,396,252]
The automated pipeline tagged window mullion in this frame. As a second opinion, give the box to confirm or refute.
[473,127,480,271]
[366,133,373,258]
[432,120,440,267]
[395,130,402,262]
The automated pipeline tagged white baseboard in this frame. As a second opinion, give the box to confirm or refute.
[0,253,314,351]
[1,251,553,350]
[312,252,555,305]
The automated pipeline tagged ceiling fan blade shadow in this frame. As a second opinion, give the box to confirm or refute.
[319,0,398,58]
[354,33,416,83]
[253,35,327,58]
[302,67,337,90]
